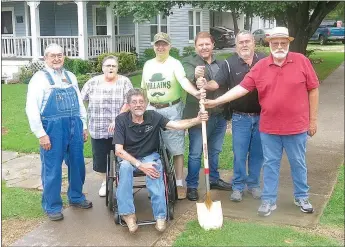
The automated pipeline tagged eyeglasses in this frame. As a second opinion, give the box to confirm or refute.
[271,41,289,48]
[48,53,63,59]
[103,64,118,68]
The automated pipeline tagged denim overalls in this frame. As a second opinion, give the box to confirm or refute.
[40,69,86,214]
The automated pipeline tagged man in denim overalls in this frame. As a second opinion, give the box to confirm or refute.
[26,44,92,221]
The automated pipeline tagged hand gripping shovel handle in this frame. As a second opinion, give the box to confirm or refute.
[199,99,210,193]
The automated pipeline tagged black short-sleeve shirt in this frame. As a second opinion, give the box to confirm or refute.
[113,110,170,158]
[215,53,266,113]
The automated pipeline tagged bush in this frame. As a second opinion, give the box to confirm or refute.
[182,46,196,57]
[254,46,270,55]
[76,74,92,90]
[18,67,33,84]
[169,47,180,60]
[64,57,92,75]
[96,52,137,74]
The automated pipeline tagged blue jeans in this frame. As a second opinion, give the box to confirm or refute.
[260,132,309,204]
[232,113,263,191]
[186,113,227,188]
[116,152,166,220]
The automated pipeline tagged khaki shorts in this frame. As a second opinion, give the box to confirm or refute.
[147,101,185,156]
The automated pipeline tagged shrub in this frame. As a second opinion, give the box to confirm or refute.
[64,57,91,75]
[254,46,270,55]
[169,47,180,60]
[18,67,33,84]
[96,52,137,74]
[182,46,196,57]
[76,74,92,90]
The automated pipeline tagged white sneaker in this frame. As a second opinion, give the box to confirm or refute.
[99,181,106,197]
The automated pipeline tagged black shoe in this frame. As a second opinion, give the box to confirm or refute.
[47,212,64,221]
[187,188,199,201]
[210,179,232,191]
[69,199,93,209]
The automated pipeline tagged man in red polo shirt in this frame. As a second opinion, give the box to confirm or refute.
[203,27,319,217]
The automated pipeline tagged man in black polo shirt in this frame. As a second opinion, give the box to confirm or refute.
[198,30,266,202]
[113,88,208,234]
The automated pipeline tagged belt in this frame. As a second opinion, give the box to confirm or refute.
[150,98,181,109]
[233,110,260,116]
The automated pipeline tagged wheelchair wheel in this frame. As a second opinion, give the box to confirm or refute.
[113,200,120,224]
[106,151,115,211]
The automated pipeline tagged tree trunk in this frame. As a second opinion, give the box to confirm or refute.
[287,1,340,55]
[275,14,287,27]
[245,14,250,30]
[231,10,239,35]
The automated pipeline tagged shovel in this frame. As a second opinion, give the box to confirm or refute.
[196,97,223,231]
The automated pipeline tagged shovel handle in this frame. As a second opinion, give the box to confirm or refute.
[200,98,211,193]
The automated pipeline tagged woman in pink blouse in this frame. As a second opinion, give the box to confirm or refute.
[81,55,133,197]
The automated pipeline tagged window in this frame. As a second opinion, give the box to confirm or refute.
[95,7,107,35]
[150,14,167,42]
[93,6,118,35]
[188,11,201,41]
[1,8,14,35]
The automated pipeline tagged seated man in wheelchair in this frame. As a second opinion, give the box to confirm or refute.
[114,88,208,233]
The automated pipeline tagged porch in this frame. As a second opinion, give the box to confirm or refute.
[1,1,138,60]
[1,34,136,59]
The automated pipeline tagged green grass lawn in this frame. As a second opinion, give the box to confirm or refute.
[320,164,344,227]
[173,220,341,246]
[1,180,68,220]
[309,52,344,80]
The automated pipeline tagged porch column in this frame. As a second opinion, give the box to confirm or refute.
[76,1,88,59]
[27,1,40,60]
[106,3,115,52]
[135,22,139,56]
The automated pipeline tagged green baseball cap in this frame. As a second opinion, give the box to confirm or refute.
[153,32,171,45]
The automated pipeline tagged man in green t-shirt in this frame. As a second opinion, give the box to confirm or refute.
[141,32,202,200]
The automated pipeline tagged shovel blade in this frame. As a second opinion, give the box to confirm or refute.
[196,200,223,230]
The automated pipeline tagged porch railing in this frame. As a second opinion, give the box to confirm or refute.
[114,35,135,53]
[38,36,79,57]
[88,35,111,58]
[1,37,32,58]
[2,35,136,59]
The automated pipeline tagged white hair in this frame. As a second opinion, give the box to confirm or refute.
[44,43,64,56]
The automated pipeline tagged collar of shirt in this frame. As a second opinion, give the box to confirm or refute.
[235,52,261,66]
[197,54,217,65]
[268,52,294,67]
[128,111,153,127]
[44,64,65,76]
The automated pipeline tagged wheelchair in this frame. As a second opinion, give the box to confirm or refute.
[105,133,178,227]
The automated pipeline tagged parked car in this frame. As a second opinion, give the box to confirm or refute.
[252,28,273,46]
[210,26,235,49]
[309,21,345,45]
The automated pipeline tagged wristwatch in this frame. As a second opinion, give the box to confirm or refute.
[135,161,142,168]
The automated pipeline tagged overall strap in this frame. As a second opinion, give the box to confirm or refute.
[63,70,73,85]
[42,69,55,85]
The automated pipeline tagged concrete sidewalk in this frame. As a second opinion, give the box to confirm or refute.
[3,63,344,246]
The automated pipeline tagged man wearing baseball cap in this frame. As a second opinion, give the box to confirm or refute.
[203,26,320,217]
[141,32,204,200]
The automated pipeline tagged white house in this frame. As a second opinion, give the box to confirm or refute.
[1,0,210,80]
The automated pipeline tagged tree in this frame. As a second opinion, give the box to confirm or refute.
[249,1,340,54]
[104,1,340,54]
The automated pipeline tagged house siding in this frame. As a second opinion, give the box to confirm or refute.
[119,16,135,35]
[1,1,26,36]
[54,3,78,36]
[169,5,210,53]
[39,2,55,36]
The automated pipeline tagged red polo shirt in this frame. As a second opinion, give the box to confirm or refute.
[240,52,319,135]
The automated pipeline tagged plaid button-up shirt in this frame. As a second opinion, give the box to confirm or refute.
[81,75,133,139]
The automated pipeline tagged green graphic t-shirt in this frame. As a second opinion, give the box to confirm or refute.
[141,56,186,103]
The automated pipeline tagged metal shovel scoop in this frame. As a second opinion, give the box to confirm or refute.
[196,98,223,230]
